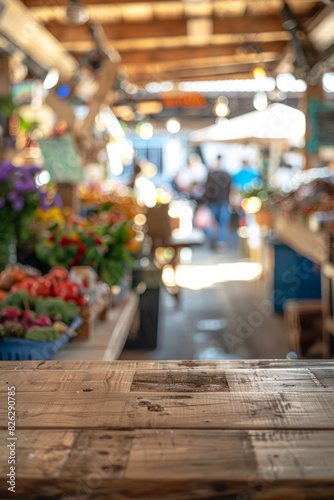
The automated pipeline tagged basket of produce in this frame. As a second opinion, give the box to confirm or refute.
[0,269,85,360]
[0,316,82,361]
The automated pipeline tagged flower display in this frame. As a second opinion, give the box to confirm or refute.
[0,160,62,262]
[37,208,140,286]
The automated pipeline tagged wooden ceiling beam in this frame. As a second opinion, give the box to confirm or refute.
[45,15,286,42]
[119,42,287,64]
[164,72,261,82]
[130,62,278,84]
[62,32,291,53]
[22,0,319,7]
[23,0,185,5]
[125,51,280,77]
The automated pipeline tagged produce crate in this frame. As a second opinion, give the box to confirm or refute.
[0,316,82,361]
[75,287,111,340]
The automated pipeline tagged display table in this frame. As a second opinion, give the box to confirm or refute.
[54,292,139,361]
[274,211,334,357]
[1,359,334,499]
[274,211,330,264]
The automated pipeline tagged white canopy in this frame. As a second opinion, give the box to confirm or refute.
[189,103,306,144]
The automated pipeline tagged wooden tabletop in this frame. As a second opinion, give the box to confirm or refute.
[1,359,334,499]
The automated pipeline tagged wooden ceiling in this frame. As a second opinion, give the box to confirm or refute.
[21,0,324,87]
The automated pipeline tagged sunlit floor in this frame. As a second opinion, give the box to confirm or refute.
[121,239,289,361]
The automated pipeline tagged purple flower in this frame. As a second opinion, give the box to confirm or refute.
[53,192,63,209]
[8,192,24,211]
[0,161,15,182]
[27,166,41,176]
[39,191,50,211]
[13,175,36,193]
[39,190,63,211]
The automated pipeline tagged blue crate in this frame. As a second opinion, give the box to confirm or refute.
[0,316,82,361]
[267,239,322,313]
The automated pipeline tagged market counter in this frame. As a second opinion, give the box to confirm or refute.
[1,359,334,499]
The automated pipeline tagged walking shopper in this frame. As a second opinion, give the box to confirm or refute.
[203,156,231,250]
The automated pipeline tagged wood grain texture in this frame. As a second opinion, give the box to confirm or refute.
[2,359,334,371]
[130,370,230,392]
[0,370,134,393]
[1,391,334,430]
[1,367,333,393]
[1,361,334,499]
[1,429,334,499]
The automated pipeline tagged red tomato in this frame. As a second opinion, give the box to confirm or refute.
[48,267,68,282]
[11,278,36,293]
[53,281,81,301]
[29,277,53,297]
[76,295,89,307]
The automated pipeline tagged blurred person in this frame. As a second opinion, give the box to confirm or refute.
[274,162,293,189]
[203,156,231,250]
[128,160,142,189]
[211,154,223,170]
[232,160,260,192]
[174,154,207,199]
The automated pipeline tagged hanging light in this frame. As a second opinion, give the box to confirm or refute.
[214,96,230,117]
[253,67,267,79]
[43,68,59,89]
[166,118,181,134]
[253,91,268,111]
[138,122,154,140]
[66,0,89,24]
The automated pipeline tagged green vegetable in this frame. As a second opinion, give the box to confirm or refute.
[0,291,36,310]
[0,293,78,325]
[34,297,79,324]
[24,326,60,342]
[4,322,25,338]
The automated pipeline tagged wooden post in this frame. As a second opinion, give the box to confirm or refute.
[303,81,324,169]
[0,56,10,98]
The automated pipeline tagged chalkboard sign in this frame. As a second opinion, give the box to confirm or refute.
[38,134,83,184]
[307,99,334,153]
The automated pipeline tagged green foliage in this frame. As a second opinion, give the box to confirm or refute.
[36,216,136,287]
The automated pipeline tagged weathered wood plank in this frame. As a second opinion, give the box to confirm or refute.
[130,370,230,392]
[226,367,334,392]
[1,429,334,499]
[0,370,134,393]
[1,367,333,393]
[0,430,78,479]
[127,429,334,480]
[1,391,334,430]
[2,479,334,500]
[1,359,334,372]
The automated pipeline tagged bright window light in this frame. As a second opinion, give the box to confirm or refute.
[166,118,181,134]
[276,73,307,92]
[106,141,124,176]
[174,262,263,290]
[178,78,276,93]
[323,73,334,93]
